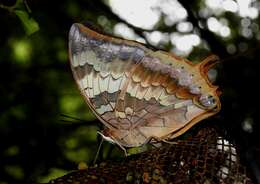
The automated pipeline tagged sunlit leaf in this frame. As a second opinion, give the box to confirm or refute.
[15,10,39,36]
[127,144,152,155]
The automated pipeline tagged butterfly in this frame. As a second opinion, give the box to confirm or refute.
[68,23,221,150]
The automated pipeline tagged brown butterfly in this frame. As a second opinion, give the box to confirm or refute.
[68,23,221,151]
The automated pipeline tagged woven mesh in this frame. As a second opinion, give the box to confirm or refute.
[49,126,254,184]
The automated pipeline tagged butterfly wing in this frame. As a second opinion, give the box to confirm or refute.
[69,23,149,131]
[69,23,220,147]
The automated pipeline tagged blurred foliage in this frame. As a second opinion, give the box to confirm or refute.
[0,0,39,35]
[15,10,39,36]
[0,0,259,183]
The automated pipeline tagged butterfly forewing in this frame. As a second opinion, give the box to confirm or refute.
[69,24,148,131]
[69,23,221,147]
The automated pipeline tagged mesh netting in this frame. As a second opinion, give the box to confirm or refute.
[49,126,254,184]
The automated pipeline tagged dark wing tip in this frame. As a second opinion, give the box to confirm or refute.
[69,23,87,57]
[69,23,81,42]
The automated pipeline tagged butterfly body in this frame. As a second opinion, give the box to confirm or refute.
[69,23,221,148]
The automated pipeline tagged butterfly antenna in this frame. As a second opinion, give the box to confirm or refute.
[197,55,220,75]
[60,114,85,121]
[60,114,90,123]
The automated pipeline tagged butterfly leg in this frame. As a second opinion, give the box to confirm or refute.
[148,136,178,146]
[116,142,128,156]
[93,135,104,165]
[198,54,220,73]
[161,139,178,145]
[97,131,128,156]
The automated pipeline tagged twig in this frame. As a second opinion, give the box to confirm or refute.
[0,3,15,12]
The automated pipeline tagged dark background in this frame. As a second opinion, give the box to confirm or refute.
[0,0,260,183]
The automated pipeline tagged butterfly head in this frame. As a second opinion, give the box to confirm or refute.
[191,54,221,111]
[198,94,218,110]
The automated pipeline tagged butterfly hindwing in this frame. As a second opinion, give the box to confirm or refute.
[69,23,221,147]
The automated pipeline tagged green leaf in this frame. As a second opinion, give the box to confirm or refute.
[15,10,39,35]
[126,144,153,155]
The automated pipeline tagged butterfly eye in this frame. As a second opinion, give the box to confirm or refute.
[199,95,217,109]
